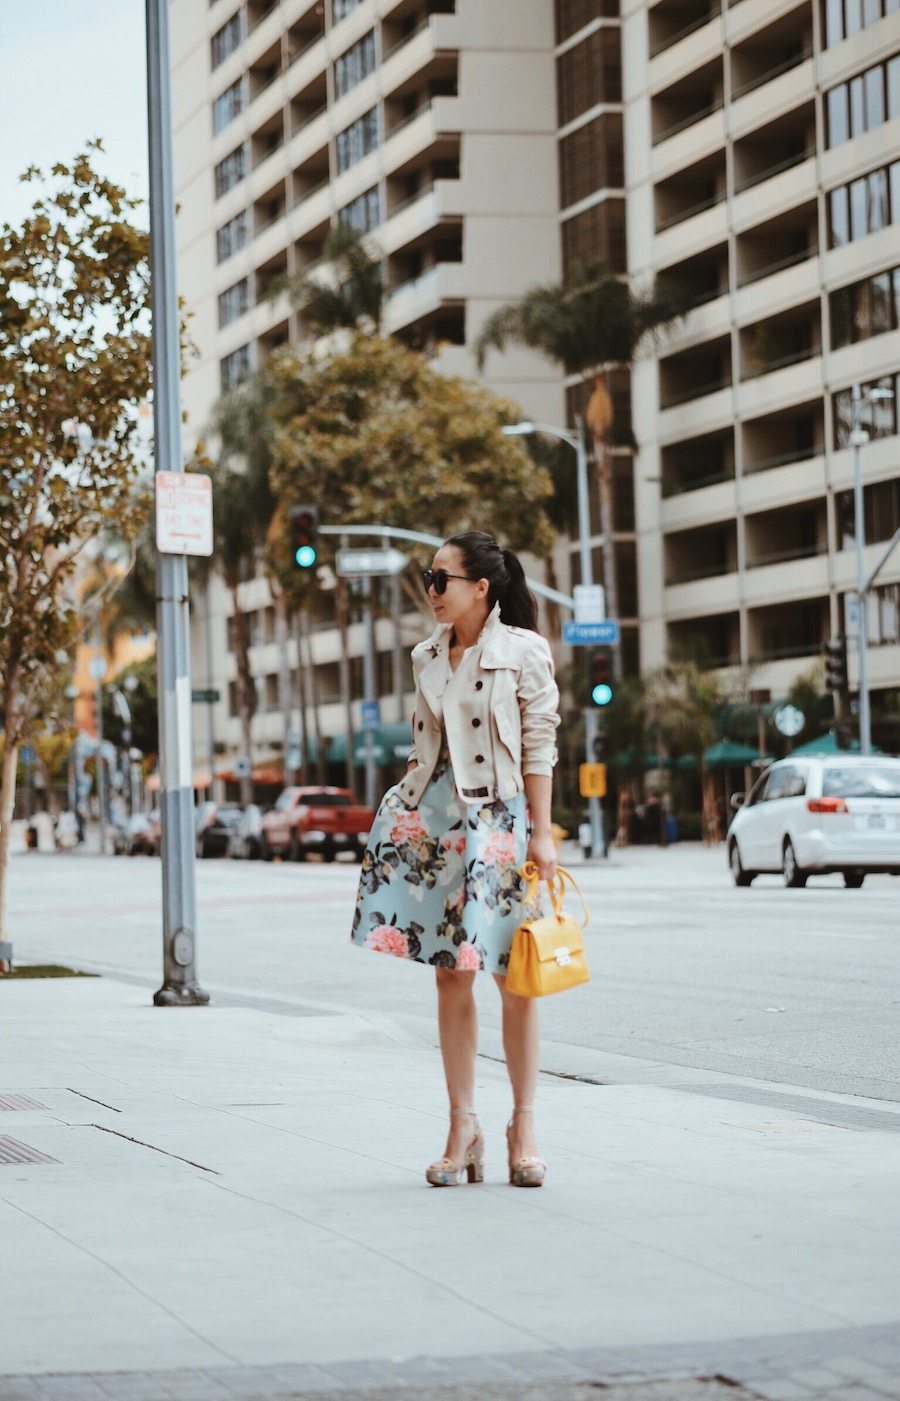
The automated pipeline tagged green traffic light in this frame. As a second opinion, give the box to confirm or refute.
[591,682,613,707]
[294,544,317,568]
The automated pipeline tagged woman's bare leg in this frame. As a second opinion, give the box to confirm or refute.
[494,973,540,1159]
[435,967,479,1158]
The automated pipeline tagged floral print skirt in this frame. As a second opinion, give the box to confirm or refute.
[351,759,531,974]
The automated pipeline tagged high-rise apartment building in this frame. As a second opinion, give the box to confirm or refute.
[624,0,900,717]
[170,0,566,779]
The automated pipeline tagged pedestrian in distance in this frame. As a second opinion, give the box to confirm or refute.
[351,531,561,1188]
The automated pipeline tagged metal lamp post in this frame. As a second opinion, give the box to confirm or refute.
[503,419,604,858]
[850,383,895,756]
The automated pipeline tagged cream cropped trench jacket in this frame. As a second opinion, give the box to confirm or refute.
[395,604,561,808]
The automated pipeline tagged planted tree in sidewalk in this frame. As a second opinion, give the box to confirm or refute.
[475,263,686,676]
[0,147,150,938]
[647,663,723,844]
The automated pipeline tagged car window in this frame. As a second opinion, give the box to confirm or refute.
[302,792,351,807]
[274,789,298,811]
[780,767,807,799]
[761,769,789,801]
[823,765,900,798]
[746,771,772,806]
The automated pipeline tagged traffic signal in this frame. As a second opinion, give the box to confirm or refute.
[588,648,614,706]
[592,732,610,762]
[290,506,318,570]
[824,637,847,693]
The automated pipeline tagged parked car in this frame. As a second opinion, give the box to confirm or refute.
[260,786,374,863]
[195,801,243,858]
[113,812,160,857]
[727,754,900,888]
[226,803,264,861]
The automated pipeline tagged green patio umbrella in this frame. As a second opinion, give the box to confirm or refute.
[790,731,882,756]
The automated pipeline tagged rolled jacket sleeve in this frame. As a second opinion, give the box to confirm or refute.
[518,639,560,777]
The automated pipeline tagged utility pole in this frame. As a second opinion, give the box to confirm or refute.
[146,0,208,1006]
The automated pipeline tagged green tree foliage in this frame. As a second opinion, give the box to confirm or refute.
[280,224,384,334]
[266,332,556,562]
[0,146,151,935]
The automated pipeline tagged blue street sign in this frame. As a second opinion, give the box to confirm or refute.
[20,745,36,766]
[563,620,621,647]
[361,700,381,731]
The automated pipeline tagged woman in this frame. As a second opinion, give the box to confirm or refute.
[351,531,560,1188]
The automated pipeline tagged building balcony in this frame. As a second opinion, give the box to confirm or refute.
[657,383,734,440]
[651,106,726,184]
[383,261,465,336]
[731,150,817,232]
[739,452,828,515]
[378,12,457,103]
[734,249,820,325]
[649,1,724,88]
[735,347,823,420]
[665,573,741,618]
[667,610,741,667]
[660,476,738,531]
[654,150,727,236]
[664,520,738,587]
[380,179,461,255]
[746,594,829,663]
[661,426,735,500]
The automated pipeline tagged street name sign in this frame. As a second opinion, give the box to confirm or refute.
[573,584,606,624]
[155,472,213,557]
[563,620,620,647]
[336,547,407,577]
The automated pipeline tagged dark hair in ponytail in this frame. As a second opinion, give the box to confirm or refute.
[444,531,538,632]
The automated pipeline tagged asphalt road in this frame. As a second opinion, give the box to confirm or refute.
[7,843,899,1103]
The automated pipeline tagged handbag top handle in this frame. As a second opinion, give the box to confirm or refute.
[519,861,589,929]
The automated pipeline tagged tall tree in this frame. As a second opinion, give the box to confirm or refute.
[0,147,150,937]
[647,663,723,845]
[475,262,686,676]
[281,223,384,334]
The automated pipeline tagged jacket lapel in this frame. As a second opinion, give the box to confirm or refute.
[417,627,451,719]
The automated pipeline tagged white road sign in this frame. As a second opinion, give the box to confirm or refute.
[155,472,213,556]
[336,547,407,577]
[573,584,606,624]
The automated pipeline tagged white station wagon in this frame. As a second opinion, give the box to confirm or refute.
[728,754,900,888]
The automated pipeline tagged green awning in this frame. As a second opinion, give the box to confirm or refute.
[612,749,670,770]
[791,731,882,756]
[328,723,414,766]
[676,740,770,770]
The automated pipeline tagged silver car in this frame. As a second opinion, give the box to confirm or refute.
[728,754,900,888]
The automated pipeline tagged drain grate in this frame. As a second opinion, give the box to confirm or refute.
[0,1094,48,1112]
[0,1136,58,1165]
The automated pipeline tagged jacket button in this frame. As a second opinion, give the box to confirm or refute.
[418,721,424,731]
[475,680,483,690]
[471,718,480,727]
[475,754,485,763]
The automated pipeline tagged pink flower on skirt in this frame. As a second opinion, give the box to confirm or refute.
[456,943,481,971]
[366,925,409,957]
[483,831,517,866]
[390,810,427,846]
[441,833,467,855]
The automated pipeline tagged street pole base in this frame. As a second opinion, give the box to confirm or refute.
[153,982,210,1007]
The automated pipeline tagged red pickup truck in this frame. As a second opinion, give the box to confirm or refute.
[260,787,374,863]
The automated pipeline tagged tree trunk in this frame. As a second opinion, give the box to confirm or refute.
[301,609,326,785]
[0,724,19,944]
[591,430,621,682]
[542,557,562,644]
[292,615,309,783]
[229,587,255,806]
[335,578,355,791]
[274,589,293,786]
[701,768,718,846]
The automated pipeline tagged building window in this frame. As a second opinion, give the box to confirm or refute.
[334,30,377,98]
[213,76,245,134]
[828,159,899,245]
[831,266,900,348]
[220,343,251,392]
[216,209,249,262]
[215,144,247,198]
[339,185,381,232]
[556,27,621,127]
[211,11,242,67]
[833,373,900,448]
[821,0,898,47]
[825,59,895,148]
[561,198,626,273]
[218,277,251,328]
[336,107,380,174]
[555,0,619,45]
[559,114,624,208]
[333,0,363,19]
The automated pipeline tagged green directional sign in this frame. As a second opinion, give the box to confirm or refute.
[191,688,221,704]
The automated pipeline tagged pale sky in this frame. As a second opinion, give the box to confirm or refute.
[0,0,148,229]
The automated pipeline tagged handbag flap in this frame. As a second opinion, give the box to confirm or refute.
[524,914,585,964]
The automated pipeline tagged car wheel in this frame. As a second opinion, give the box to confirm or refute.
[728,840,754,887]
[843,870,865,888]
[783,839,808,888]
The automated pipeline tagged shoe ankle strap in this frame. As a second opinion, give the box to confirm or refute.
[450,1107,476,1116]
[512,1105,534,1114]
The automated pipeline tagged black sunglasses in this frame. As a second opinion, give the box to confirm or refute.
[422,568,474,595]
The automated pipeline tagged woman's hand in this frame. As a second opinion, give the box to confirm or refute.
[526,830,557,883]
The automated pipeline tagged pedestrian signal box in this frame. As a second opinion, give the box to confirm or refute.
[579,762,607,798]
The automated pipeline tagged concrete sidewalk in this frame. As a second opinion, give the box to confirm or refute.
[1,971,899,1401]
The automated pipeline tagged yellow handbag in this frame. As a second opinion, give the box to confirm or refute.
[506,862,591,998]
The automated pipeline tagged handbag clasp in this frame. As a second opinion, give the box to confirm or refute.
[554,946,572,966]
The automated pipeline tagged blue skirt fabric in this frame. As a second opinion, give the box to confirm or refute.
[351,759,531,973]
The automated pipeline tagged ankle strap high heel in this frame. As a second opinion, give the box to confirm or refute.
[506,1105,547,1188]
[425,1109,485,1187]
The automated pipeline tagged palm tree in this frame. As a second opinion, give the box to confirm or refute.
[281,223,384,334]
[476,262,686,678]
